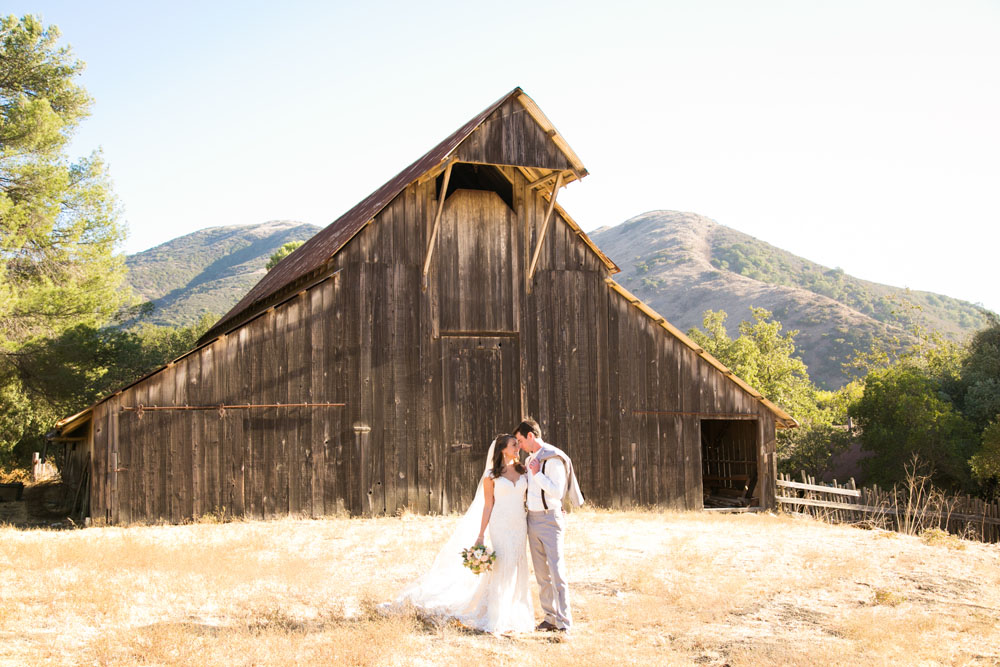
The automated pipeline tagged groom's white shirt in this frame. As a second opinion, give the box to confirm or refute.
[526,442,567,511]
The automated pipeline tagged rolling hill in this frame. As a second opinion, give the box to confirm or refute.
[589,210,991,388]
[124,221,321,327]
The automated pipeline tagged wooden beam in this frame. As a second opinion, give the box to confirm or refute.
[527,170,560,189]
[421,161,454,291]
[415,155,457,186]
[776,496,877,512]
[633,410,759,420]
[120,403,347,412]
[438,330,520,338]
[776,479,861,497]
[525,171,564,292]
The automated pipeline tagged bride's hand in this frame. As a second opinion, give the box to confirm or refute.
[474,535,484,547]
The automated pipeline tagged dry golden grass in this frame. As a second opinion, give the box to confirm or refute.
[1,508,998,666]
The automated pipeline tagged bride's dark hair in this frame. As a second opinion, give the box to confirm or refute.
[490,434,525,479]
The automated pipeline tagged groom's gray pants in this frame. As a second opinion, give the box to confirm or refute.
[527,509,571,629]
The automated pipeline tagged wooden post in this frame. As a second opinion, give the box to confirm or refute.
[526,172,564,292]
[421,161,454,291]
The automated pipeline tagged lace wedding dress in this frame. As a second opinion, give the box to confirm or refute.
[453,474,533,633]
[391,439,535,634]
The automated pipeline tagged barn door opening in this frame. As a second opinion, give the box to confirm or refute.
[441,335,521,513]
[701,419,759,509]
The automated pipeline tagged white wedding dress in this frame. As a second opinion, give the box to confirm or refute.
[391,439,535,634]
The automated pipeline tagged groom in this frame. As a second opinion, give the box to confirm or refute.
[514,417,584,634]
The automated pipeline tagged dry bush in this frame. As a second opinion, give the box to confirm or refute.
[871,588,906,606]
[895,454,950,536]
[920,527,966,550]
[0,466,30,484]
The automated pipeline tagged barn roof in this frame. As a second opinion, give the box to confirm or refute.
[201,87,616,341]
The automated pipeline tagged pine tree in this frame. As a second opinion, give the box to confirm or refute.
[1,15,128,458]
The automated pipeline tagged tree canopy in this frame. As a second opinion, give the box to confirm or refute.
[849,319,1000,495]
[687,307,852,476]
[266,240,304,271]
[1,15,128,459]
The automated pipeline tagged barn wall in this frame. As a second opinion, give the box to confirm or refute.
[86,164,779,525]
[518,165,776,511]
[87,270,351,525]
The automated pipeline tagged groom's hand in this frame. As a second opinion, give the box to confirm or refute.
[528,458,540,475]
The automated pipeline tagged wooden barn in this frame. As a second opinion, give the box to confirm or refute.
[52,88,796,525]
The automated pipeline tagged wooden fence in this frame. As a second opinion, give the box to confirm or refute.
[776,472,1000,543]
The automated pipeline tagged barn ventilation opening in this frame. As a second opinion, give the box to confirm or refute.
[437,163,515,210]
[701,419,759,509]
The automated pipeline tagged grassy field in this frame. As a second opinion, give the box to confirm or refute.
[1,507,998,666]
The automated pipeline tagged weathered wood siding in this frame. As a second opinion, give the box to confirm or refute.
[455,98,571,171]
[85,169,780,524]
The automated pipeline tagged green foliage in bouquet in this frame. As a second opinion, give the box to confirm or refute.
[460,545,496,575]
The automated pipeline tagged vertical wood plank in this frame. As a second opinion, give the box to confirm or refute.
[186,352,201,519]
[307,286,325,517]
[286,295,306,516]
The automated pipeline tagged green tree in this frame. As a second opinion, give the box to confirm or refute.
[266,240,304,271]
[851,353,976,492]
[969,418,1000,498]
[688,307,850,475]
[956,316,1000,431]
[689,307,816,419]
[14,314,217,426]
[0,15,128,459]
[960,317,1000,498]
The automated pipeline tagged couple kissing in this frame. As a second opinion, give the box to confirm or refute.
[390,418,584,636]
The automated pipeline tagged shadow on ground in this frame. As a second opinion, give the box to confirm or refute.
[0,479,76,529]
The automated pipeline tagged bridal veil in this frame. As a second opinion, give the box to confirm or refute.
[393,437,499,614]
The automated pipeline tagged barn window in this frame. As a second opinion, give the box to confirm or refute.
[436,163,514,210]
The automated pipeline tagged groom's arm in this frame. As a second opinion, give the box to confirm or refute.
[531,457,566,500]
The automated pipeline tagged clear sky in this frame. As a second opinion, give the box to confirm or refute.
[10,1,1000,312]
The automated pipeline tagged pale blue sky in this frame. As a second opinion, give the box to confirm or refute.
[10,1,1000,312]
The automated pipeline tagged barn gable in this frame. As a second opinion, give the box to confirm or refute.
[202,87,597,341]
[453,96,578,173]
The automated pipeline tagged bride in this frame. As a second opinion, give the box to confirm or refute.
[392,435,534,634]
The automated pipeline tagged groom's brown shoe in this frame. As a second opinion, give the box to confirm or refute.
[535,620,557,632]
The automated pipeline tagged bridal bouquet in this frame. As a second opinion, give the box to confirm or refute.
[461,544,496,574]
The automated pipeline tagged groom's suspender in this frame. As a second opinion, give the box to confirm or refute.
[540,460,548,510]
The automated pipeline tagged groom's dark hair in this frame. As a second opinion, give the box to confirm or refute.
[514,417,541,439]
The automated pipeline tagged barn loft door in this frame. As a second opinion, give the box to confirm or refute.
[441,336,521,513]
[436,188,517,333]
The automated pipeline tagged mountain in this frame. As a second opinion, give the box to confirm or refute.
[589,211,991,389]
[125,221,322,327]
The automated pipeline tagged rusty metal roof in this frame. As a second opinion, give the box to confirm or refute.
[206,86,605,340]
